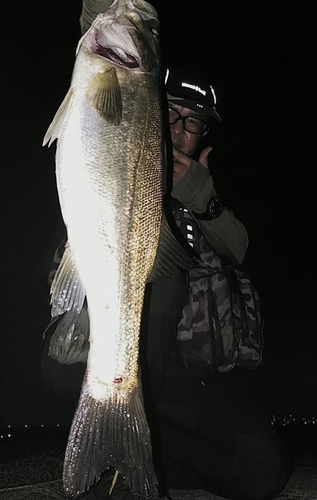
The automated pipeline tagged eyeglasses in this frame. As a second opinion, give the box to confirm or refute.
[168,107,209,135]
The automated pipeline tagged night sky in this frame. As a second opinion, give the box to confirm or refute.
[0,1,315,427]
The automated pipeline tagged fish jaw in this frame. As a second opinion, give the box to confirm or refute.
[78,0,160,72]
[94,40,140,68]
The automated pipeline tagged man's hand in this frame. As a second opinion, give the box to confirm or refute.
[199,146,213,168]
[172,147,191,185]
[173,146,213,185]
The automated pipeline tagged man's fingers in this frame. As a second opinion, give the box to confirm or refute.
[173,161,189,185]
[173,147,191,168]
[199,146,213,168]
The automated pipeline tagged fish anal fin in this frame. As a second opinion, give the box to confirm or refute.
[87,67,122,125]
[51,241,86,317]
[43,87,74,147]
[63,380,159,499]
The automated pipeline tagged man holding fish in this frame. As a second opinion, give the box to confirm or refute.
[43,0,292,498]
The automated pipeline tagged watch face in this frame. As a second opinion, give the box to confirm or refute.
[209,196,224,218]
[192,196,224,220]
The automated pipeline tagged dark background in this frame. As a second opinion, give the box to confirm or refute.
[0,1,316,430]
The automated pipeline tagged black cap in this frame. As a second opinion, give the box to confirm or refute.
[165,68,222,124]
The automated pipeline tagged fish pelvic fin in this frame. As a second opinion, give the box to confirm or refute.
[50,241,86,317]
[86,67,122,125]
[43,87,74,147]
[46,304,90,365]
[63,379,159,499]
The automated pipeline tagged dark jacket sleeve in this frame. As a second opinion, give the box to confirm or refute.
[171,159,249,266]
[80,0,114,34]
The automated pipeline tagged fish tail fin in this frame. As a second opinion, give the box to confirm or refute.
[63,378,159,499]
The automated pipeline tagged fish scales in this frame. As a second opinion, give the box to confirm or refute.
[44,1,163,497]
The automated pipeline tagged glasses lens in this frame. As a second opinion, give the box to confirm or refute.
[168,107,207,134]
[184,116,206,134]
[168,107,180,125]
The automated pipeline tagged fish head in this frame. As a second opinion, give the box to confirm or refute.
[79,0,160,73]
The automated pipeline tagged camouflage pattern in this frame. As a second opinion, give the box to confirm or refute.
[173,205,263,372]
[226,267,263,368]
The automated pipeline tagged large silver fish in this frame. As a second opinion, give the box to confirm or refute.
[44,0,162,497]
[44,0,195,497]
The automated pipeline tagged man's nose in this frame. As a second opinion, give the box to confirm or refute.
[170,118,184,135]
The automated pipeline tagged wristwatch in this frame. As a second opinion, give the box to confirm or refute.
[193,195,224,220]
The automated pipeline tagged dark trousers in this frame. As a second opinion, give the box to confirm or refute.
[140,275,293,500]
[155,372,292,500]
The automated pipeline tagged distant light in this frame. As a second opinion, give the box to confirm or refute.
[164,69,170,85]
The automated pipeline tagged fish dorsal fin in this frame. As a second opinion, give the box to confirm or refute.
[87,67,122,125]
[50,241,86,317]
[43,87,74,147]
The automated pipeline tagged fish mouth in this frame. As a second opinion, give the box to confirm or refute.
[95,36,139,69]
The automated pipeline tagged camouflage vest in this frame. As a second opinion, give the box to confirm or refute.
[172,202,263,372]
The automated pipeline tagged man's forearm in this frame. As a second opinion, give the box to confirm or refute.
[171,159,249,265]
[200,212,249,266]
[171,159,216,213]
[80,0,114,33]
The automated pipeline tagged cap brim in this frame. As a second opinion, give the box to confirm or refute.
[167,94,222,124]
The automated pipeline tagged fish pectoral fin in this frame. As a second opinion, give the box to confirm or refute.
[50,241,86,317]
[63,381,159,499]
[87,67,122,125]
[148,214,198,282]
[43,87,74,147]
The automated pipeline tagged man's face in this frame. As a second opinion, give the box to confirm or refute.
[168,102,204,157]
